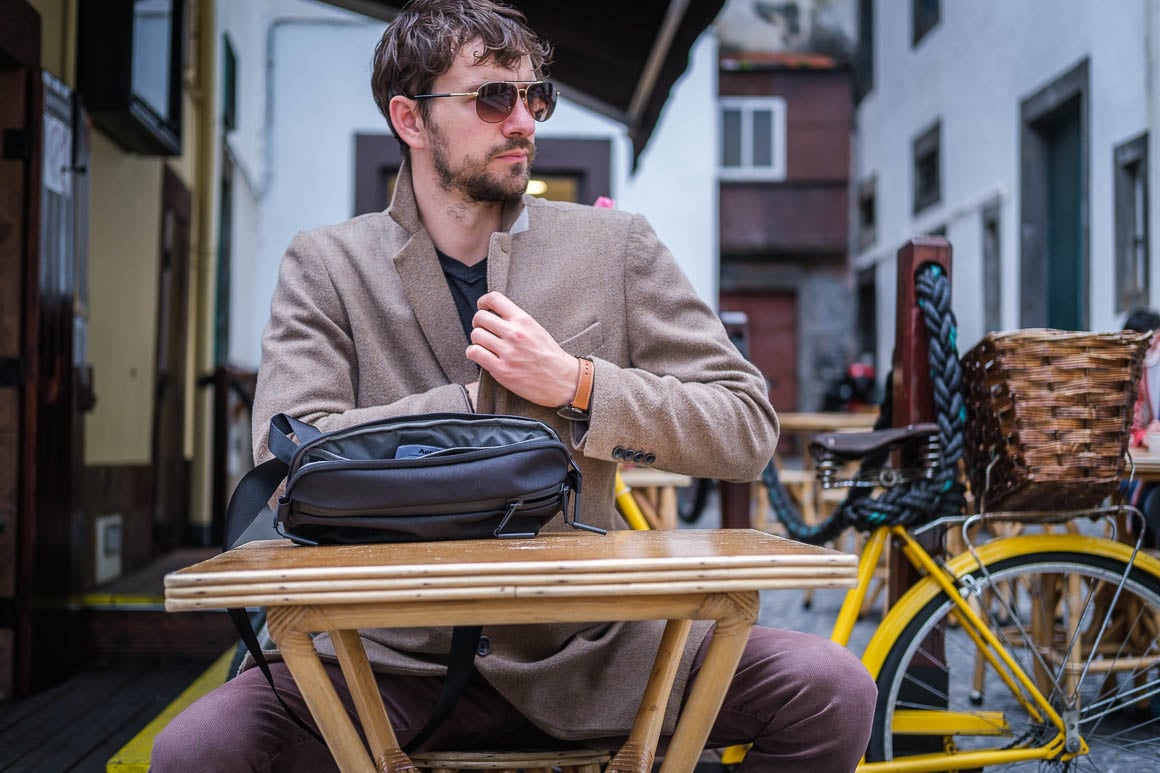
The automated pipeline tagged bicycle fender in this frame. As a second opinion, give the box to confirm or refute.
[858,533,1160,679]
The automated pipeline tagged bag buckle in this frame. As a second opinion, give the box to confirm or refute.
[494,499,537,539]
[562,467,605,535]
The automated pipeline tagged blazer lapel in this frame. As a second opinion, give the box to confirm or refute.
[395,230,479,385]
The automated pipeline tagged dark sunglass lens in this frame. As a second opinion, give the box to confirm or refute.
[476,83,516,123]
[526,82,557,122]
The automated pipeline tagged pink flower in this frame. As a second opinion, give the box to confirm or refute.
[593,196,615,209]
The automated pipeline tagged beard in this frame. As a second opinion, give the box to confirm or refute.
[430,124,535,203]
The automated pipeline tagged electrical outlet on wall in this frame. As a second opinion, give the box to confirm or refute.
[94,513,123,585]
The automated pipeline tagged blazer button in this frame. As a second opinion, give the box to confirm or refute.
[623,449,636,461]
[612,446,625,460]
[632,451,646,463]
[644,453,656,465]
[476,635,491,657]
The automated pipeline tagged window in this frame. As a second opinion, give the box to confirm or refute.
[77,0,186,155]
[855,0,874,102]
[982,201,1002,332]
[912,0,940,46]
[856,267,877,370]
[719,97,786,181]
[1115,133,1149,312]
[912,121,941,214]
[222,34,237,132]
[857,176,876,250]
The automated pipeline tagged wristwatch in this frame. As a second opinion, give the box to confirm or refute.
[557,357,594,421]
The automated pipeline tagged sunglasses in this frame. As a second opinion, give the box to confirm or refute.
[410,81,558,123]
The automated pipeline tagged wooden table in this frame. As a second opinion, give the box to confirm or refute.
[777,411,878,434]
[165,530,856,773]
[1128,449,1160,482]
[619,467,692,529]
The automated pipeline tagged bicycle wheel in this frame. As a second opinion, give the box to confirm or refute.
[677,478,713,524]
[867,548,1160,770]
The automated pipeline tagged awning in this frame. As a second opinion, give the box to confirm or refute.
[320,0,727,166]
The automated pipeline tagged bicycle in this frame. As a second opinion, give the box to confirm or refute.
[756,262,1160,771]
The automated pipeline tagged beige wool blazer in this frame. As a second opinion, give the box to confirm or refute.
[252,164,779,740]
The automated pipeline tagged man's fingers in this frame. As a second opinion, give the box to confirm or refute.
[477,291,519,318]
[469,326,503,353]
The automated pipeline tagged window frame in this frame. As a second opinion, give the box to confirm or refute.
[854,0,874,103]
[912,0,940,47]
[981,200,1002,332]
[718,96,788,182]
[857,175,877,250]
[1114,132,1150,312]
[912,120,942,215]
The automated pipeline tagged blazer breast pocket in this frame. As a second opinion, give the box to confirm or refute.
[558,321,604,358]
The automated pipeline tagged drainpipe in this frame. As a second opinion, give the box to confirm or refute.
[1148,0,1159,309]
[189,0,218,545]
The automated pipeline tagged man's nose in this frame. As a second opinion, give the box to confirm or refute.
[502,90,536,136]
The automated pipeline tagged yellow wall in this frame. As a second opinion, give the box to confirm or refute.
[26,0,74,88]
[84,133,163,465]
[27,0,217,499]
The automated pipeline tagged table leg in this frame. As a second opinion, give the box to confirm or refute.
[331,628,416,772]
[607,618,693,773]
[657,487,678,530]
[266,608,378,773]
[659,592,759,773]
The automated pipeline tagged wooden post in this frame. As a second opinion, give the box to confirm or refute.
[888,236,951,602]
[888,237,951,758]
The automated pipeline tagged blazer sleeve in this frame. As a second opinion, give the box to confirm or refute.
[251,230,471,464]
[577,214,779,482]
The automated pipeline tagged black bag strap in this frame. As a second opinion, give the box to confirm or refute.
[400,625,482,752]
[226,609,482,754]
[227,608,324,744]
[224,413,320,549]
[224,413,483,754]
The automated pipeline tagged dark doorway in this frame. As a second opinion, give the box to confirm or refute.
[718,290,798,412]
[151,167,192,551]
[1020,59,1088,330]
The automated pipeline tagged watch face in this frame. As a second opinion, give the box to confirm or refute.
[556,405,590,421]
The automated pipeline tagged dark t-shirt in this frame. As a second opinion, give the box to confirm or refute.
[436,249,488,339]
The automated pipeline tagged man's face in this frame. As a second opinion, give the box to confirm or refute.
[422,41,538,203]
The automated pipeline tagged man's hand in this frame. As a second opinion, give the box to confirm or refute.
[467,291,579,408]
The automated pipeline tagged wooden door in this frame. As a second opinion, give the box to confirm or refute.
[718,290,798,412]
[26,72,90,690]
[1043,102,1084,330]
[151,167,191,551]
[0,0,42,699]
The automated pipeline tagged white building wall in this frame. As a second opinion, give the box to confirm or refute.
[854,0,1153,373]
[230,3,719,369]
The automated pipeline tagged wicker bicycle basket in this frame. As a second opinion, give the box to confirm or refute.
[961,328,1151,511]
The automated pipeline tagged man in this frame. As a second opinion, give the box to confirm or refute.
[152,1,875,769]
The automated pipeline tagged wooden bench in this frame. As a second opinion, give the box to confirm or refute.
[409,748,610,772]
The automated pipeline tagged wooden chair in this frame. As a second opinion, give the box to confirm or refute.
[409,748,611,772]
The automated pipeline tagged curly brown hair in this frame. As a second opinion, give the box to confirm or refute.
[371,0,553,158]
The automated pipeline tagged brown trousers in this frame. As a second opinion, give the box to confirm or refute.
[151,626,875,772]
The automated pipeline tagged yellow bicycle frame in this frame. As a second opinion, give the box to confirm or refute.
[846,529,1160,772]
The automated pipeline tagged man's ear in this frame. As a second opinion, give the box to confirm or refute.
[389,95,427,150]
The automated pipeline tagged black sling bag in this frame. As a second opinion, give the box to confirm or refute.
[224,411,602,752]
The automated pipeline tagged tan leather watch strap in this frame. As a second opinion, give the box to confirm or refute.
[571,356,595,412]
[558,357,594,420]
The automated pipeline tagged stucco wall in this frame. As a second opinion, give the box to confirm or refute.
[853,0,1155,374]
